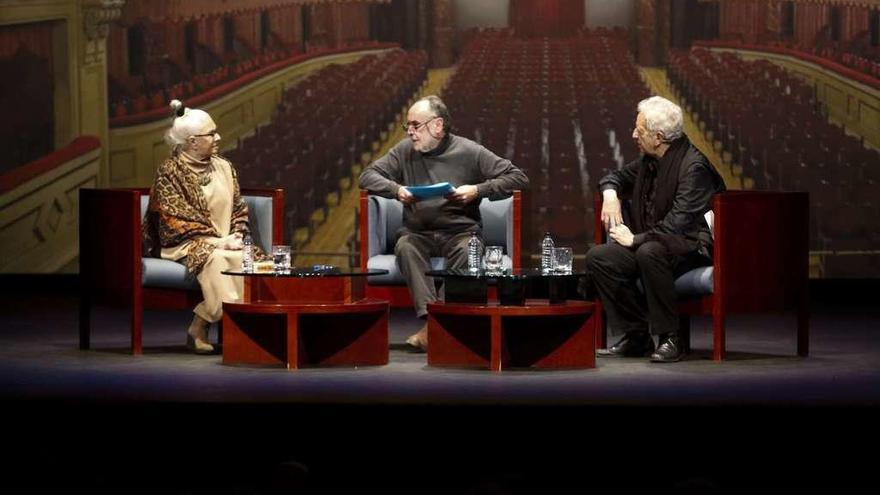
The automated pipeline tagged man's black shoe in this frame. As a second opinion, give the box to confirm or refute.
[597,331,655,357]
[650,333,685,363]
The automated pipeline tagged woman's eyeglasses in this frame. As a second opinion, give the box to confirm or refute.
[192,129,218,138]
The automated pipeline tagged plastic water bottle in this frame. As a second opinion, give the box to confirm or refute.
[467,232,483,272]
[242,233,254,273]
[541,231,555,274]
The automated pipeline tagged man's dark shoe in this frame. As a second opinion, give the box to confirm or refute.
[650,333,685,363]
[598,331,655,357]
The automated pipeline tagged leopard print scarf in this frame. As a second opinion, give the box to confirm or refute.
[142,153,250,277]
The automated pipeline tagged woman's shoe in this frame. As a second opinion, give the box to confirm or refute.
[186,317,215,354]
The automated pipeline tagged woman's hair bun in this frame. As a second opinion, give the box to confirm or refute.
[169,99,185,117]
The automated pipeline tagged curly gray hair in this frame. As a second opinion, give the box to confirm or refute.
[637,96,683,142]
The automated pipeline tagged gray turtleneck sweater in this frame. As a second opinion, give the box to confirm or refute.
[359,133,529,233]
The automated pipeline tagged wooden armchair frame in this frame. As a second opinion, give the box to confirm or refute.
[79,187,284,355]
[594,191,809,360]
[359,190,522,307]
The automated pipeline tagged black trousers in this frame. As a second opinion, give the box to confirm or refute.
[584,241,711,337]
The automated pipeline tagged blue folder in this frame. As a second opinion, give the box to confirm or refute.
[407,182,455,199]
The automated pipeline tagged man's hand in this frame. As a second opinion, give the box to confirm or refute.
[609,224,634,247]
[397,186,416,205]
[219,232,243,250]
[601,189,623,231]
[448,184,479,204]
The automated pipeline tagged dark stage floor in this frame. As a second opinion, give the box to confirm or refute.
[2,286,878,494]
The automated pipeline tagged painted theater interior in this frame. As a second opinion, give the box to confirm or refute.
[1,1,878,493]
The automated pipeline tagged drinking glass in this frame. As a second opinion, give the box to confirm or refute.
[483,245,504,274]
[552,247,573,274]
[272,245,291,274]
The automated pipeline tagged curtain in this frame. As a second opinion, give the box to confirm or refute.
[269,5,304,49]
[339,4,370,44]
[197,16,224,56]
[0,21,53,62]
[233,11,260,52]
[841,4,871,42]
[509,0,585,38]
[119,0,389,24]
[719,0,768,43]
[0,23,54,172]
[718,1,875,46]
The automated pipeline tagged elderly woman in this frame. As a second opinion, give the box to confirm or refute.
[142,100,250,354]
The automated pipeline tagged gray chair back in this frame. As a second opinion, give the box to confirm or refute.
[480,196,514,253]
[140,193,275,251]
[367,196,403,257]
[245,196,274,251]
[366,195,514,255]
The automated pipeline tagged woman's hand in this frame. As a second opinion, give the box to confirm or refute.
[219,232,243,250]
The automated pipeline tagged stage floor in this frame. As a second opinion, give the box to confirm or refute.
[2,291,878,494]
[2,293,879,406]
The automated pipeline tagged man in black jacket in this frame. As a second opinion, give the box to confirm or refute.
[587,96,725,362]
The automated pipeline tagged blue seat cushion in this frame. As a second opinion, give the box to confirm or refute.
[633,265,714,297]
[366,254,514,285]
[142,257,200,290]
[367,255,446,285]
[674,266,714,297]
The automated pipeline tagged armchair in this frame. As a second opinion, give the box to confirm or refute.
[359,190,522,307]
[79,187,284,355]
[594,191,809,361]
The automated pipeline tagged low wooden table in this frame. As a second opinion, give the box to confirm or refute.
[427,299,597,371]
[221,268,389,370]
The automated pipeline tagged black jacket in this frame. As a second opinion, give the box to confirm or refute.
[598,136,726,256]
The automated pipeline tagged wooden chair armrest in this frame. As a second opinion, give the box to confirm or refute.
[511,190,522,269]
[359,190,369,270]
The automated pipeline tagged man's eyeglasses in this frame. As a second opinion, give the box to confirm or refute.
[402,117,438,132]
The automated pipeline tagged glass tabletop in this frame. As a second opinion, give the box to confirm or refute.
[223,267,389,278]
[426,268,585,280]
